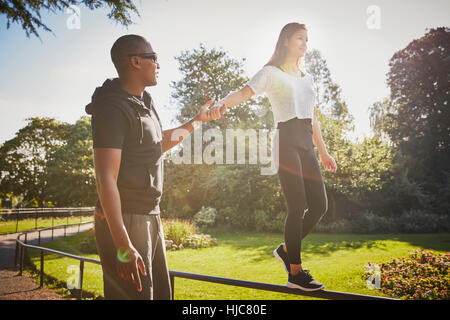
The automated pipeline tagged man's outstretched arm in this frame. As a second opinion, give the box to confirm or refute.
[162,100,221,153]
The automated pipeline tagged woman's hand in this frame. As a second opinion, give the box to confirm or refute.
[217,100,227,115]
[319,152,337,173]
[194,100,222,122]
[209,86,255,116]
[208,101,227,116]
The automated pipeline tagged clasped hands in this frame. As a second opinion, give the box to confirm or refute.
[193,99,227,123]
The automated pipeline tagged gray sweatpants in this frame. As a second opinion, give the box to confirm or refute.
[94,213,172,300]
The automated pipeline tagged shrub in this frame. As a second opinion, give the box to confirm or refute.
[183,234,217,249]
[362,249,450,300]
[395,209,449,233]
[254,210,284,232]
[162,219,197,246]
[315,210,396,233]
[216,206,258,230]
[215,207,237,229]
[162,218,217,251]
[192,207,217,230]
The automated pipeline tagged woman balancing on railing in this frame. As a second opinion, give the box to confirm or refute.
[211,22,337,291]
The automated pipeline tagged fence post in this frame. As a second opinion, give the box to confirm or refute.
[15,241,21,267]
[78,260,84,300]
[52,214,54,240]
[14,242,18,267]
[40,250,44,288]
[19,244,24,275]
[170,274,175,300]
[38,230,41,245]
[15,211,19,233]
[67,210,71,229]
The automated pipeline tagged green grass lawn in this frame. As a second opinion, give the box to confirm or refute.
[26,230,450,300]
[0,216,94,234]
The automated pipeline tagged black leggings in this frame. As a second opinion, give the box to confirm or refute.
[276,118,328,265]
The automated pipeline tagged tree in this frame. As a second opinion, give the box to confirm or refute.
[305,49,354,127]
[304,49,371,220]
[368,97,395,143]
[0,117,71,206]
[170,43,273,131]
[46,116,96,206]
[0,0,139,38]
[372,27,450,214]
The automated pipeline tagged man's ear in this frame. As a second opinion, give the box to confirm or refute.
[129,56,141,69]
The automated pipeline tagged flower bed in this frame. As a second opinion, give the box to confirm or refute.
[162,218,217,251]
[363,249,449,299]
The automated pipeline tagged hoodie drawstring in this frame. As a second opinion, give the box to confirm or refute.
[136,111,143,145]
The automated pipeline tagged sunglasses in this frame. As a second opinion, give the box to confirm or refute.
[127,52,158,63]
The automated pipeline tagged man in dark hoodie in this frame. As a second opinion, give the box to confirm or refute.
[85,34,222,300]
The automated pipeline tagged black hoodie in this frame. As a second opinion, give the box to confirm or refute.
[86,78,164,215]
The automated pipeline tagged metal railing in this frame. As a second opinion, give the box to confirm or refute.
[1,207,94,235]
[1,207,95,214]
[15,222,398,300]
[15,221,98,299]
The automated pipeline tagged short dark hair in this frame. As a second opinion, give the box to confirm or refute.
[110,34,149,74]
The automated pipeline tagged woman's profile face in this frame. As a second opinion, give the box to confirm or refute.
[285,29,308,58]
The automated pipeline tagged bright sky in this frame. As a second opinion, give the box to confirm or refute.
[0,0,448,144]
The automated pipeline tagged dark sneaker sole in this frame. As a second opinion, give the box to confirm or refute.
[273,248,289,274]
[286,281,325,291]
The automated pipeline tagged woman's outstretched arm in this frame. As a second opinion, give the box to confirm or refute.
[214,85,255,114]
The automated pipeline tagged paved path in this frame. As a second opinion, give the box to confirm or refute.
[0,223,94,300]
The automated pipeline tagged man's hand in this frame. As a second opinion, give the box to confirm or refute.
[194,100,222,122]
[210,100,227,115]
[116,244,147,292]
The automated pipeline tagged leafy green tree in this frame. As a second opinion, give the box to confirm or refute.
[370,27,450,215]
[305,49,354,127]
[46,116,96,206]
[0,0,139,38]
[0,117,71,206]
[368,97,394,143]
[304,49,393,220]
[171,43,272,131]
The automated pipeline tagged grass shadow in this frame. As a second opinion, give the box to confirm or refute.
[301,239,388,256]
[379,233,450,252]
[209,230,450,264]
[212,231,392,263]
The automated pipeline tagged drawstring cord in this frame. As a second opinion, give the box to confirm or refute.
[151,217,161,263]
[136,111,143,144]
[130,101,144,145]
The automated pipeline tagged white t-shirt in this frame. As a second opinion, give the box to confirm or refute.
[247,65,316,127]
